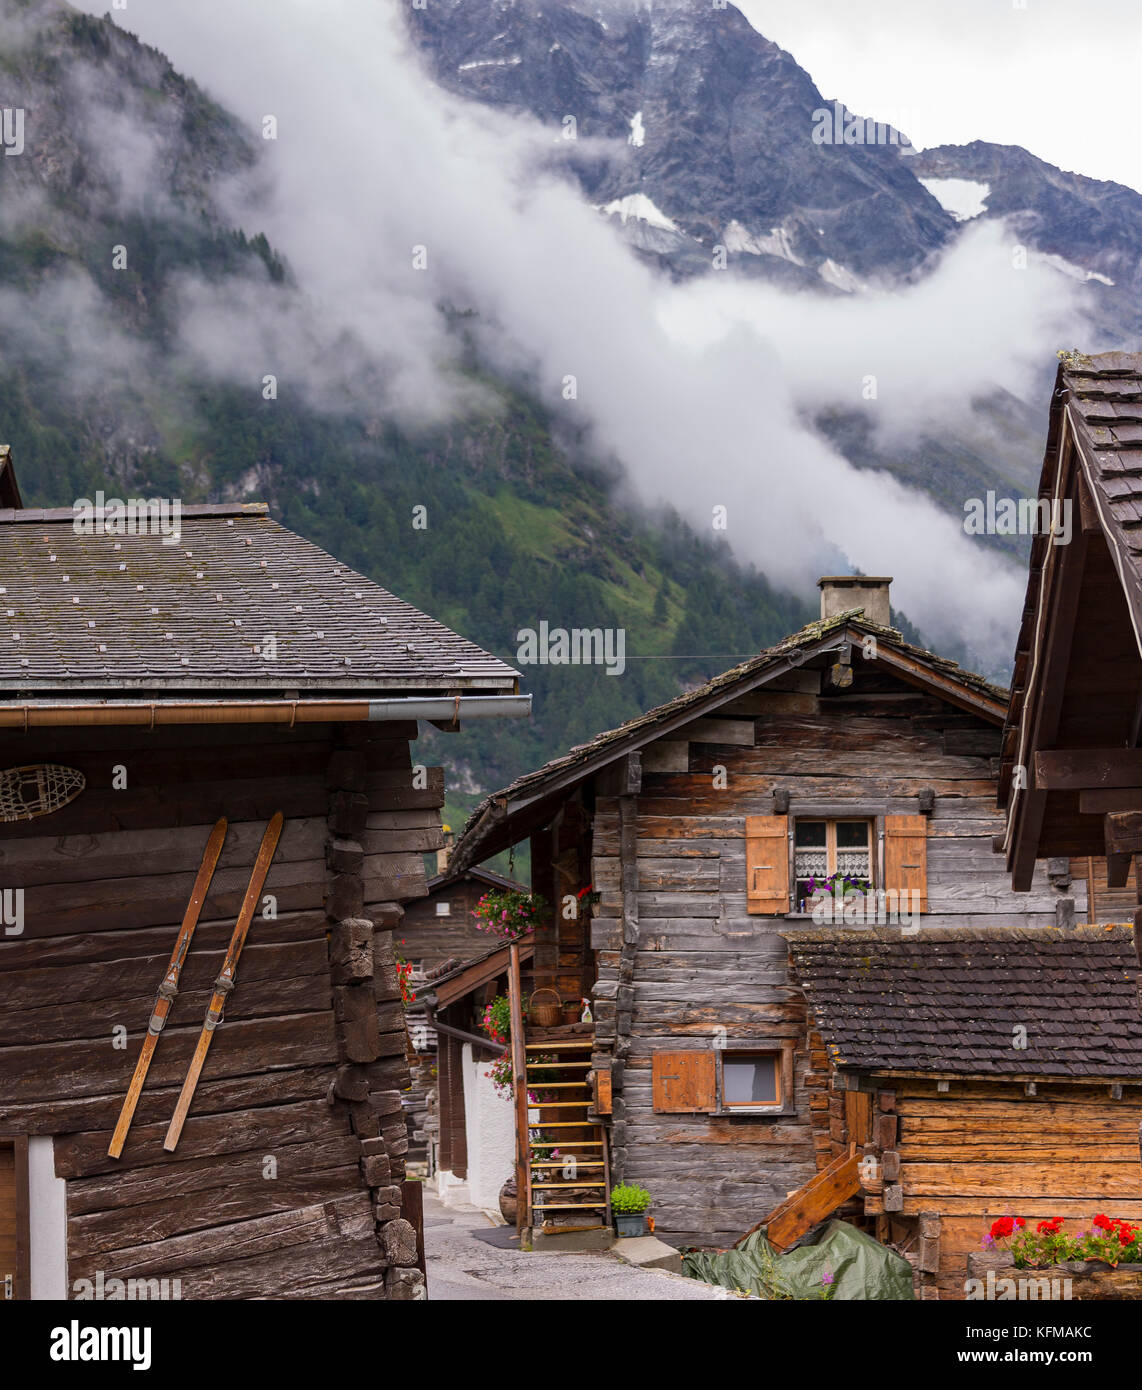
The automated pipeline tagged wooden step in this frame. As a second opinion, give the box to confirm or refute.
[526,1060,591,1069]
[526,1101,590,1109]
[529,1121,603,1129]
[532,1222,607,1233]
[532,1181,607,1190]
[521,1081,589,1089]
[736,1145,860,1254]
[526,1041,593,1051]
[528,1139,603,1147]
[533,1156,611,1167]
[531,1202,607,1210]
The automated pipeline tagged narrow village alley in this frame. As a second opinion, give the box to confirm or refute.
[422,1191,734,1301]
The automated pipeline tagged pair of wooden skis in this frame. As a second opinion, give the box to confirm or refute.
[108,812,284,1160]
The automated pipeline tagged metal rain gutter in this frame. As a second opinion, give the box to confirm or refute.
[0,693,532,728]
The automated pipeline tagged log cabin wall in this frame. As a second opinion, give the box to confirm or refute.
[858,1078,1142,1300]
[0,718,441,1299]
[400,878,489,964]
[528,797,594,1011]
[401,873,528,1163]
[588,673,1057,1247]
[1071,855,1135,924]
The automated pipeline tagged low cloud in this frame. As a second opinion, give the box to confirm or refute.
[66,0,1092,667]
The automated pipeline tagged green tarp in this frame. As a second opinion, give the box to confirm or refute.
[682,1219,915,1300]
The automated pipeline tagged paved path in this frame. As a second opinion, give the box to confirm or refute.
[423,1191,733,1301]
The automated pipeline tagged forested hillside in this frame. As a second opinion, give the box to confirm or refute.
[1,4,823,807]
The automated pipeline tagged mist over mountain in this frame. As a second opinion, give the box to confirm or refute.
[0,0,1136,800]
[409,0,1137,524]
[0,0,812,807]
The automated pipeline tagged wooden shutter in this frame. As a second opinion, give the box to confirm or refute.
[593,1067,613,1115]
[652,1051,717,1113]
[746,815,789,914]
[885,814,927,913]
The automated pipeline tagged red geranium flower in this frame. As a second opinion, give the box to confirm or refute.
[1093,1213,1113,1231]
[990,1217,1016,1239]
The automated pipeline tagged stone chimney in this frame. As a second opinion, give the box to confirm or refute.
[818,575,893,627]
[435,825,454,876]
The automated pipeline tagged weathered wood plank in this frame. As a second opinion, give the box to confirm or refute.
[0,1013,337,1109]
[68,1138,363,1258]
[53,1098,345,1180]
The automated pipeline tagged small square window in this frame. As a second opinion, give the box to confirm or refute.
[723,1054,780,1108]
[435,901,451,917]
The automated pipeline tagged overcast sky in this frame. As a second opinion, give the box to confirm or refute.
[738,0,1142,193]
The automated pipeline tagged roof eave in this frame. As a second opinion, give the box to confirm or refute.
[453,615,1007,874]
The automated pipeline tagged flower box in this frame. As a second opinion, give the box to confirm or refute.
[965,1250,1142,1301]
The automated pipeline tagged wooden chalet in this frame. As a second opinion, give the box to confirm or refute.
[787,926,1142,1300]
[450,577,1095,1247]
[417,934,545,1212]
[0,454,526,1301]
[400,860,528,972]
[1001,352,1142,930]
[398,860,528,1170]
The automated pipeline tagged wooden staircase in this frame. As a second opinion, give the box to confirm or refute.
[522,1039,611,1231]
[736,1145,861,1253]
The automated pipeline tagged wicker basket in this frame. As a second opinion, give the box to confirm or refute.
[529,987,562,1027]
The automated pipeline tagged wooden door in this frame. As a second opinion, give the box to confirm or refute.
[0,1144,16,1302]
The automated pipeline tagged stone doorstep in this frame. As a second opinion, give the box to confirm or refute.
[524,1225,615,1254]
[612,1235,683,1275]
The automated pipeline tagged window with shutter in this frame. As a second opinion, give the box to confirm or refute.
[651,1051,717,1112]
[792,818,874,911]
[884,814,928,913]
[746,815,789,914]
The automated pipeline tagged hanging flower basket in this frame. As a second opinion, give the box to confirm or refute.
[470,889,548,943]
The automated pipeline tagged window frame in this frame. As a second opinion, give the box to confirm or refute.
[785,807,887,917]
[712,1041,797,1118]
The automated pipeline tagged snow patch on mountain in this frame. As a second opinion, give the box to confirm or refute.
[628,110,645,147]
[458,55,521,71]
[723,220,803,265]
[918,177,990,222]
[818,258,863,293]
[598,193,678,231]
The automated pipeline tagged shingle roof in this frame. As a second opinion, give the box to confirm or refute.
[1001,351,1142,800]
[0,504,518,695]
[426,864,527,895]
[452,611,1008,872]
[1066,353,1142,626]
[786,926,1142,1080]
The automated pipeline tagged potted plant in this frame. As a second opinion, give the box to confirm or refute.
[610,1182,652,1238]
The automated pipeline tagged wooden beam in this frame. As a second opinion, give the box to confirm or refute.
[429,1013,506,1056]
[1106,811,1142,857]
[1008,472,1090,888]
[1035,748,1142,791]
[735,1146,860,1253]
[508,942,528,1235]
[1108,852,1133,890]
[432,940,533,1009]
[1080,789,1142,814]
[13,1135,30,1302]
